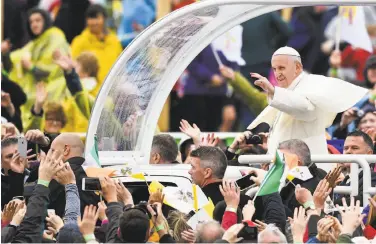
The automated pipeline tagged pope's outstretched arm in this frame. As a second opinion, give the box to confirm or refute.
[251,72,316,122]
[269,86,316,122]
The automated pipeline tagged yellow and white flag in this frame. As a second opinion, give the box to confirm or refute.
[326,6,373,52]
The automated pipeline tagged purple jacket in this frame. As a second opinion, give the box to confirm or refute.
[183,46,239,96]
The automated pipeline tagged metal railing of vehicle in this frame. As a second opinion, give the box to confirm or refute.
[238,154,376,205]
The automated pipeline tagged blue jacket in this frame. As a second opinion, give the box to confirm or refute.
[117,0,156,47]
[183,46,239,96]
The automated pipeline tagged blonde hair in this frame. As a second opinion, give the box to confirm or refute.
[44,102,67,127]
[167,210,191,242]
[76,51,99,77]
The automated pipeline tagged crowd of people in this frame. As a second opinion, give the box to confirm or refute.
[2,0,376,243]
[2,126,376,243]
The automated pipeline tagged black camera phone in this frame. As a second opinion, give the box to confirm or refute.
[245,134,262,145]
[236,174,256,190]
[82,177,101,191]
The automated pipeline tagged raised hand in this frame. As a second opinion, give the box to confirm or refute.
[295,185,313,206]
[340,108,357,129]
[46,212,64,233]
[313,179,332,212]
[97,201,107,221]
[229,131,252,152]
[99,177,117,203]
[1,201,19,223]
[53,49,74,72]
[316,217,335,242]
[325,166,343,188]
[200,133,219,147]
[11,206,26,225]
[254,220,267,233]
[1,123,18,139]
[10,149,36,174]
[241,167,267,186]
[219,180,240,209]
[251,73,275,96]
[147,202,168,233]
[288,206,308,243]
[179,119,201,146]
[148,188,165,205]
[54,162,76,185]
[336,197,366,236]
[181,229,196,243]
[115,179,133,206]
[25,129,49,146]
[38,150,64,182]
[77,205,99,236]
[219,65,235,81]
[34,82,48,114]
[242,200,256,221]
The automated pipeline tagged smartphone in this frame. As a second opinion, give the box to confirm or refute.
[27,141,40,159]
[82,177,101,191]
[47,209,55,216]
[235,174,256,190]
[18,137,27,157]
[12,196,25,201]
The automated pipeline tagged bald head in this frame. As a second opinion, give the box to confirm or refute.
[50,133,85,161]
[196,221,224,243]
[271,47,303,88]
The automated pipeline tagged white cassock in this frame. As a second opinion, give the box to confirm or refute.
[247,72,367,171]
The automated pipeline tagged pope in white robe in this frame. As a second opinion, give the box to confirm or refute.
[247,46,368,171]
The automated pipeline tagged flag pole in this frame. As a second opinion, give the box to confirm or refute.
[211,45,223,67]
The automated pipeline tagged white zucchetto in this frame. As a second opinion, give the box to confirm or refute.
[273,46,301,57]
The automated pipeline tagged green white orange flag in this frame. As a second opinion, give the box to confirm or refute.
[256,150,286,197]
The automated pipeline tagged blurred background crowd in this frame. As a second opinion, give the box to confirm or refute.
[2,0,376,141]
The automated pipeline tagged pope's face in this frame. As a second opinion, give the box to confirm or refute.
[271,55,300,88]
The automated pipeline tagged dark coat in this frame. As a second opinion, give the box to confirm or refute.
[202,181,224,205]
[12,184,50,243]
[2,157,100,218]
[1,73,27,132]
[53,0,90,43]
[49,157,100,217]
[105,202,176,243]
[280,163,326,217]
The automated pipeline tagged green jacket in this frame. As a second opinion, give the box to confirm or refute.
[228,72,268,115]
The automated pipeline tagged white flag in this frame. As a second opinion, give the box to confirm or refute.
[187,208,213,230]
[288,166,313,181]
[211,25,246,66]
[326,6,373,53]
[162,186,209,214]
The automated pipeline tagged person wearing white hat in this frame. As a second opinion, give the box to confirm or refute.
[246,46,368,171]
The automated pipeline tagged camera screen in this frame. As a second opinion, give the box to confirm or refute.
[84,178,101,191]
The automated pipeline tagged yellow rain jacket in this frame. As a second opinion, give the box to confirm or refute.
[71,28,123,96]
[9,27,89,132]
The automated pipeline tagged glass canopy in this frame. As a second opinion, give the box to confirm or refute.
[84,0,374,166]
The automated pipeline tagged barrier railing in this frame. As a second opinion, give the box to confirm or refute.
[238,154,376,205]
